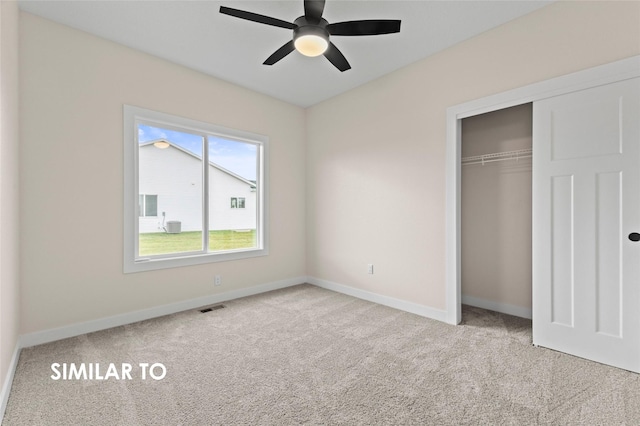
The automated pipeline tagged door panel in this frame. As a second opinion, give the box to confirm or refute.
[551,97,622,160]
[596,171,622,338]
[550,175,574,327]
[533,77,640,372]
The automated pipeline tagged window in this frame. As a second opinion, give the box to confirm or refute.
[139,194,158,217]
[231,197,245,209]
[124,106,268,273]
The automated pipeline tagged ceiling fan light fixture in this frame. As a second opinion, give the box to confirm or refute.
[294,34,328,57]
[293,23,329,57]
[153,140,170,149]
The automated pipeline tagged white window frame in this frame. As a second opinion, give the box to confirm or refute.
[123,105,269,273]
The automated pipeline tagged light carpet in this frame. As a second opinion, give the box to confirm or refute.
[3,284,640,425]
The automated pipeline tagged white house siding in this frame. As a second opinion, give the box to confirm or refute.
[209,167,257,231]
[138,144,256,233]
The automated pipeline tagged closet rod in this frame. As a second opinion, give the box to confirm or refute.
[462,148,532,166]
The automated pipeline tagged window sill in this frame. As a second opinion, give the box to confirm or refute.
[124,247,268,273]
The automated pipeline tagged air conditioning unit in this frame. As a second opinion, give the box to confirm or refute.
[165,221,181,234]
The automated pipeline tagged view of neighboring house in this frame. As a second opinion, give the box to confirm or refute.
[138,141,256,233]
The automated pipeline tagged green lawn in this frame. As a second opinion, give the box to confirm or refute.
[139,230,256,256]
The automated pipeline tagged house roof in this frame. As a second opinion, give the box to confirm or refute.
[140,139,256,189]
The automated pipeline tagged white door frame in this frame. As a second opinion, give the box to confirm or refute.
[444,55,640,325]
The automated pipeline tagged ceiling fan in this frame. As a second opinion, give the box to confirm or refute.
[219,0,401,72]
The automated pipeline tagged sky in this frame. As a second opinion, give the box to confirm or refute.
[138,124,258,181]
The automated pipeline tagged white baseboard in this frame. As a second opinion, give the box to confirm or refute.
[307,277,447,323]
[462,294,532,319]
[0,343,21,421]
[20,276,305,348]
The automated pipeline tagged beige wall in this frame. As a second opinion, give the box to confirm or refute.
[0,0,20,391]
[461,104,532,309]
[19,13,306,333]
[306,1,640,311]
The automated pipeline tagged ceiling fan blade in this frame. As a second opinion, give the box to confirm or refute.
[220,6,296,30]
[263,40,296,66]
[304,0,325,22]
[327,20,401,36]
[323,42,351,72]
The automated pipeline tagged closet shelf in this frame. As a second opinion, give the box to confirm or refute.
[462,148,532,166]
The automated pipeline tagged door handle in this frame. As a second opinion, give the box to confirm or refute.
[630,233,640,242]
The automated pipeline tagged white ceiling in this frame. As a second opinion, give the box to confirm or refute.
[18,0,552,107]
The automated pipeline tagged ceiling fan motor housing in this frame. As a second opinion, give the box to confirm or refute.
[293,17,330,56]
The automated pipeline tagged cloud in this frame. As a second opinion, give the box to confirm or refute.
[138,124,170,142]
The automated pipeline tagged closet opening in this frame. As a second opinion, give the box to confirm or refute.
[460,103,533,320]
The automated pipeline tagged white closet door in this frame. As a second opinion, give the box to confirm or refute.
[532,77,640,372]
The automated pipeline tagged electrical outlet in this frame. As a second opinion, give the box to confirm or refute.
[367,264,374,274]
[214,275,222,286]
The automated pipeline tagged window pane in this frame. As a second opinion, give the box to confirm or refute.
[138,124,204,256]
[208,136,258,252]
[145,195,158,217]
[138,194,144,217]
